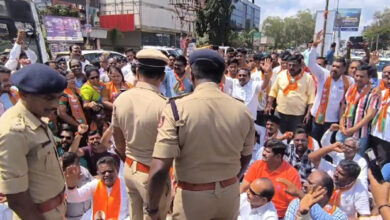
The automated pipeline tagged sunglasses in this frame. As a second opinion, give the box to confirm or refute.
[248,187,262,197]
[89,76,99,80]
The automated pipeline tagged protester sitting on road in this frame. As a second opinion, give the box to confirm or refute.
[238,177,278,220]
[58,71,88,128]
[65,156,129,220]
[102,66,133,111]
[241,139,301,218]
[62,152,93,220]
[69,59,87,89]
[308,150,371,218]
[282,171,348,220]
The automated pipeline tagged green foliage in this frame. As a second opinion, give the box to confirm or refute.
[229,29,257,48]
[195,0,234,45]
[262,10,315,49]
[363,8,390,50]
[42,5,79,17]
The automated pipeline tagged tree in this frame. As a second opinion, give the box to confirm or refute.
[108,28,123,51]
[229,29,258,48]
[363,8,390,50]
[195,0,234,45]
[262,10,315,50]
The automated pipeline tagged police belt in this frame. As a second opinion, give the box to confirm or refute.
[35,188,65,213]
[125,157,150,173]
[177,177,238,191]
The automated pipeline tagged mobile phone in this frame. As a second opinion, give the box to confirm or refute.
[365,148,384,182]
[349,36,363,49]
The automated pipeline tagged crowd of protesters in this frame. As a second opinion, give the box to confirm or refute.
[0,28,389,220]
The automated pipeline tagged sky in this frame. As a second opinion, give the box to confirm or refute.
[254,0,388,33]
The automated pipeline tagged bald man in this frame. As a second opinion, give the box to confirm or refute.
[238,178,278,220]
[283,171,348,220]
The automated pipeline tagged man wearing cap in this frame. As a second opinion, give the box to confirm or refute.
[0,63,67,219]
[112,49,171,220]
[147,49,255,220]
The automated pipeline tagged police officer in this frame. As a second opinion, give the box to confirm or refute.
[146,49,255,220]
[0,63,67,219]
[112,48,171,220]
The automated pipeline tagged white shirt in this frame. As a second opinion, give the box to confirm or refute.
[318,159,371,217]
[321,129,368,189]
[121,63,132,78]
[251,69,277,110]
[229,79,263,119]
[308,47,353,123]
[371,90,390,142]
[0,102,4,117]
[99,68,110,83]
[66,177,129,220]
[5,43,37,71]
[238,193,278,220]
[273,66,282,75]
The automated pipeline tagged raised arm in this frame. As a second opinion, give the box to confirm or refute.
[308,142,344,167]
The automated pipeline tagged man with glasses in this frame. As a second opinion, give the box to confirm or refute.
[281,171,348,220]
[310,137,368,189]
[309,151,370,218]
[161,55,193,97]
[285,127,315,180]
[238,177,278,220]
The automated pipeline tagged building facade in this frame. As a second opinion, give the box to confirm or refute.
[99,0,194,49]
[231,0,260,31]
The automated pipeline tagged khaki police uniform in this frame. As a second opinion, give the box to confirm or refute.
[153,82,255,220]
[0,102,66,219]
[111,49,171,220]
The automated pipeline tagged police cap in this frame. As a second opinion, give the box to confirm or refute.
[136,49,168,68]
[11,63,67,94]
[189,49,225,73]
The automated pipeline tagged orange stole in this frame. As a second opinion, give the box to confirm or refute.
[64,88,87,124]
[344,84,371,118]
[9,88,19,105]
[380,80,386,90]
[283,70,304,96]
[105,81,133,102]
[93,178,121,220]
[373,89,390,132]
[315,75,350,124]
[326,182,355,214]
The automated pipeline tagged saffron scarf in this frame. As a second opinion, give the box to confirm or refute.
[9,87,19,105]
[283,70,304,96]
[380,80,386,90]
[64,88,87,124]
[372,89,390,132]
[93,178,121,220]
[173,71,186,95]
[315,75,350,124]
[105,81,133,102]
[344,84,371,118]
[325,182,355,215]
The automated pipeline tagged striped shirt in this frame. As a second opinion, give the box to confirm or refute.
[344,86,379,138]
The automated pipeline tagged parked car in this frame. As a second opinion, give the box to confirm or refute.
[142,46,182,57]
[54,50,126,63]
[377,58,390,80]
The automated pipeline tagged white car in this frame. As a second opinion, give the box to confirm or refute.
[54,50,126,63]
[142,46,182,57]
[377,58,390,80]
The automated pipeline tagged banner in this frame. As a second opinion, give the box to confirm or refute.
[44,16,83,42]
[334,8,361,32]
